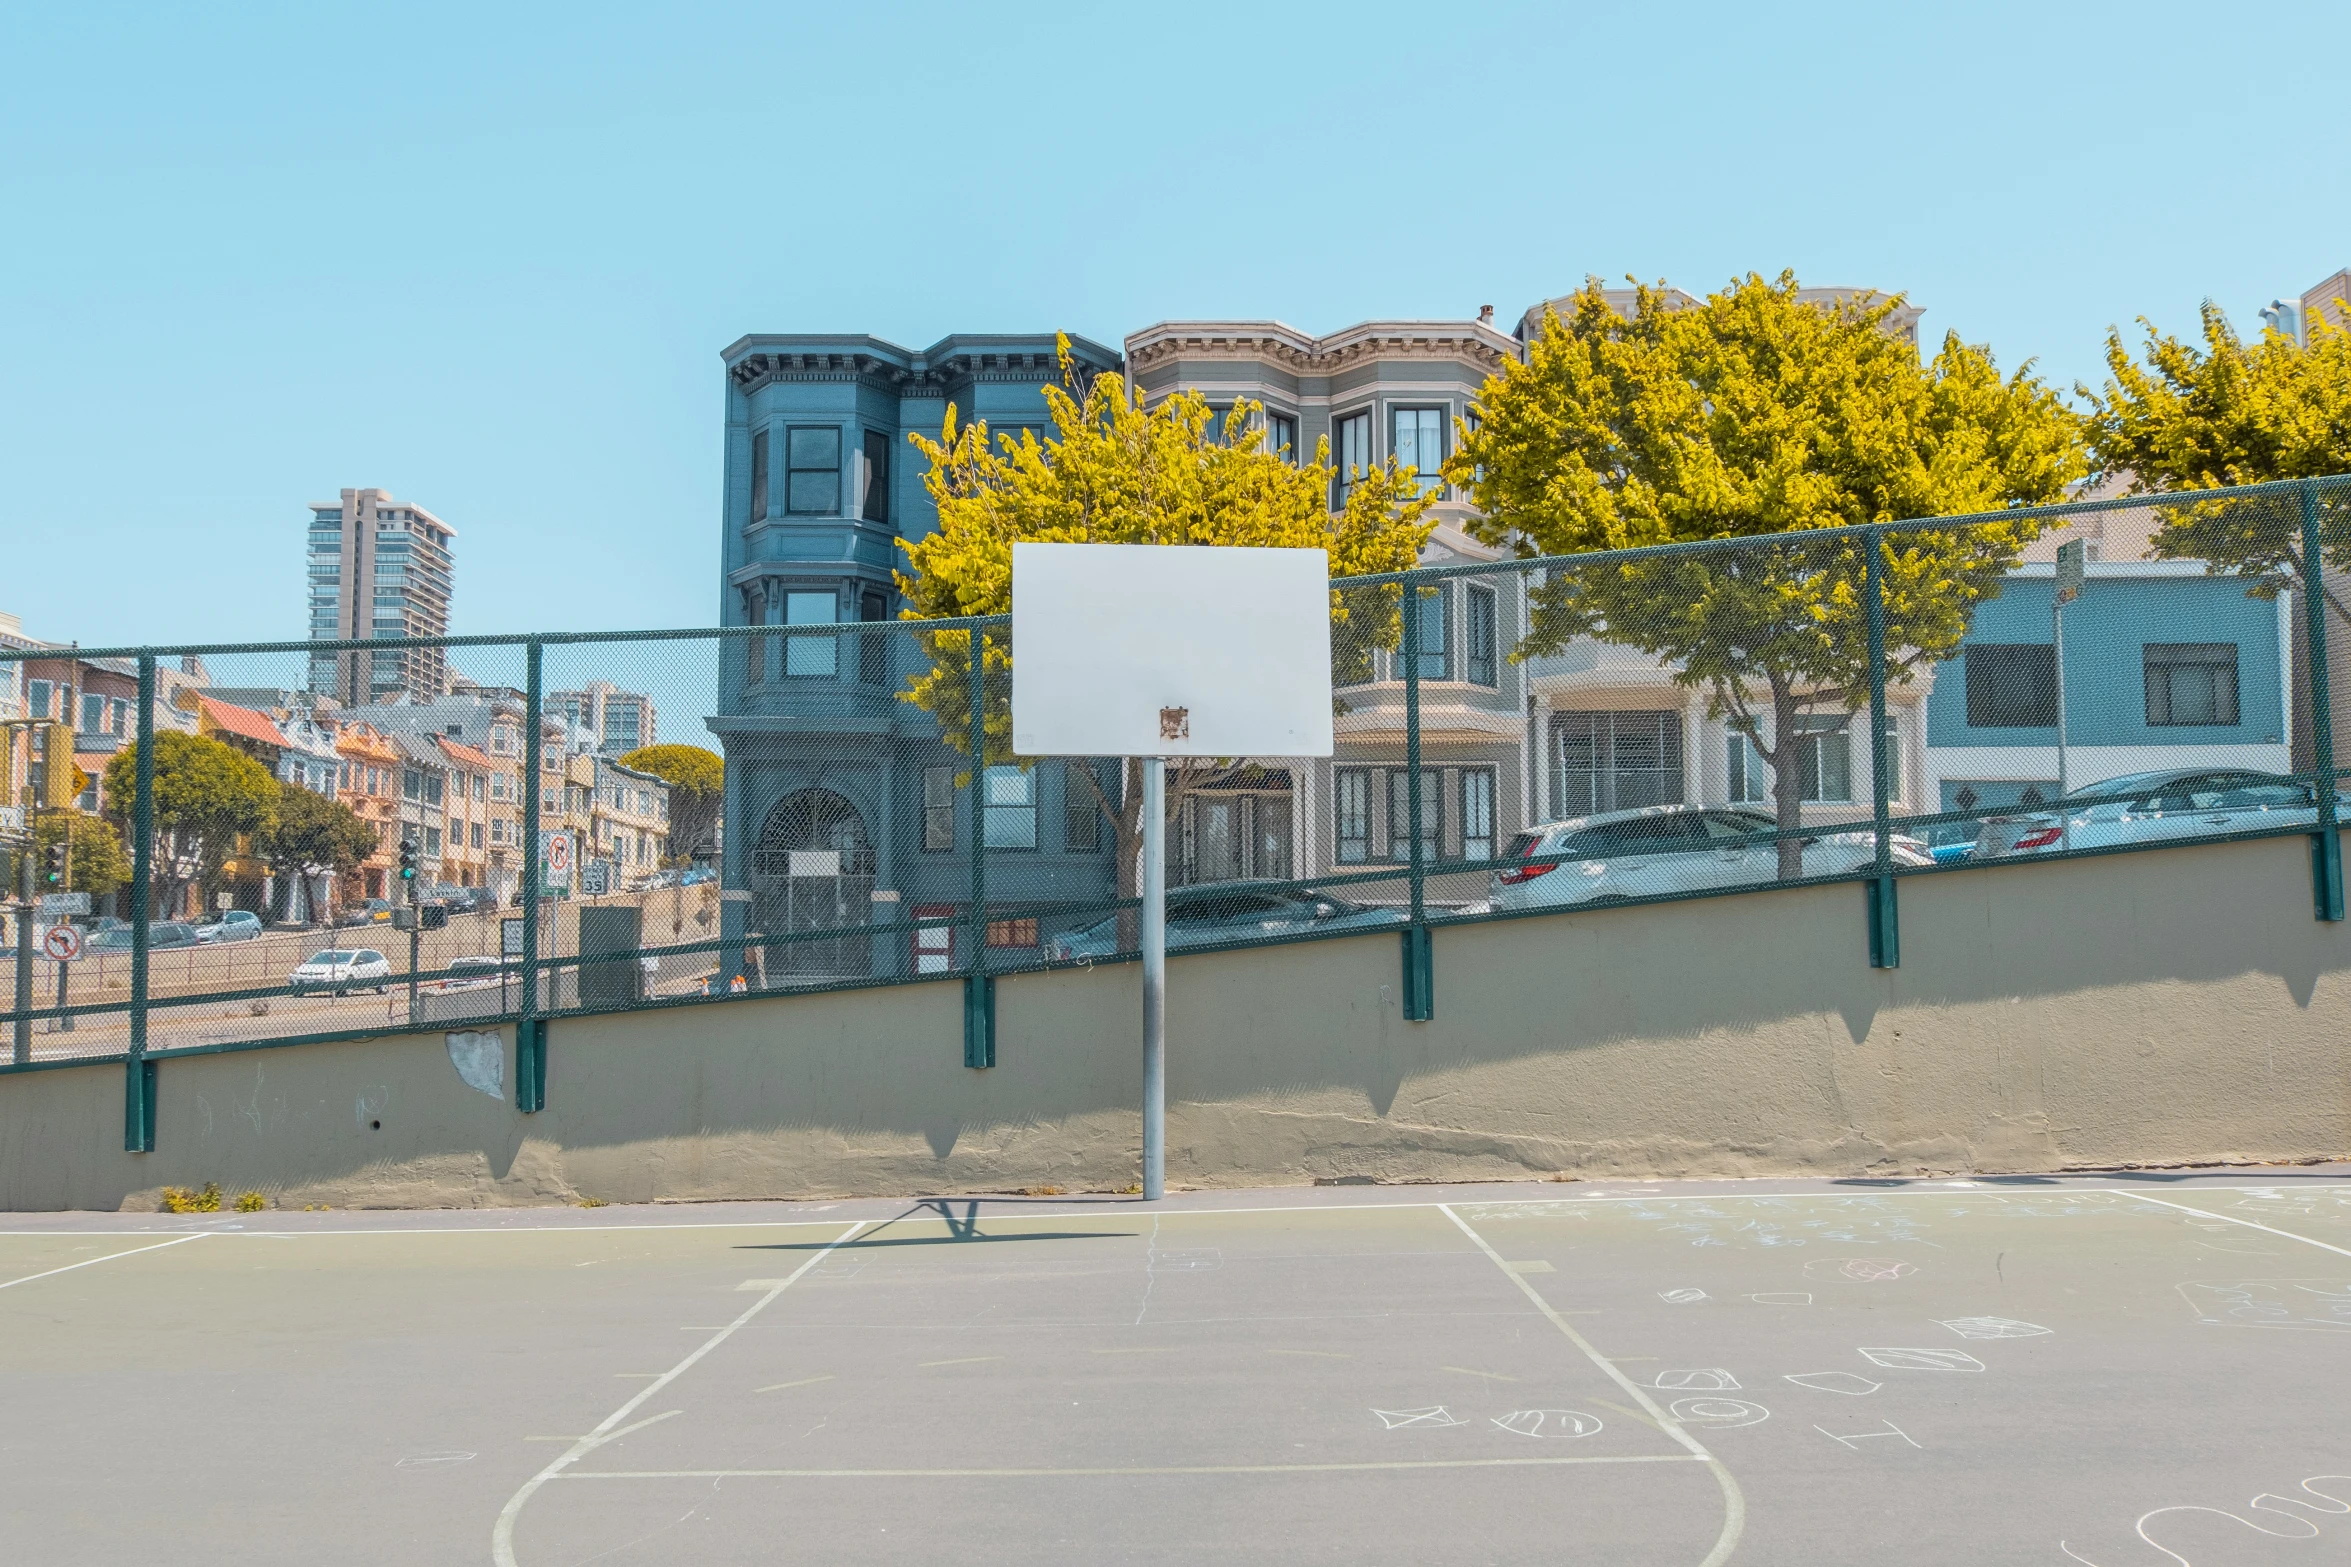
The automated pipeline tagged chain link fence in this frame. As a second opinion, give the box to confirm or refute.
[5,476,2347,1081]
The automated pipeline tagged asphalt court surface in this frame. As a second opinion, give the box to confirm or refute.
[5,1171,2351,1564]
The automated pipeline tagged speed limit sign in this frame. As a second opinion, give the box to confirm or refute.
[42,924,84,962]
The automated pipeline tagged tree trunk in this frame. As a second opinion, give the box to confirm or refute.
[1092,758,1143,951]
[1082,756,1205,951]
[1769,676,1807,881]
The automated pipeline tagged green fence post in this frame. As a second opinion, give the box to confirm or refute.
[2301,480,2344,921]
[965,629,995,1067]
[1400,582,1434,1020]
[1863,526,1900,966]
[516,638,547,1109]
[124,652,156,1151]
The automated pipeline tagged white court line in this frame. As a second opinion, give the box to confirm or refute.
[1439,1204,1746,1567]
[555,1454,1707,1480]
[2109,1190,2351,1260]
[0,1233,206,1291]
[489,1217,867,1567]
[6,1177,2349,1240]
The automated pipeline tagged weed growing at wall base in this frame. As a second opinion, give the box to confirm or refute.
[161,1182,221,1213]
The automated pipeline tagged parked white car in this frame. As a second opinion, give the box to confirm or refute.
[1972,769,2331,861]
[1489,805,1931,912]
[289,948,392,996]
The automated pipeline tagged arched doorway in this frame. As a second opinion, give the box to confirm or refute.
[749,789,875,979]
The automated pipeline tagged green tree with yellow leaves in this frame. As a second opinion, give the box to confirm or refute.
[103,732,280,918]
[1448,273,2084,874]
[2083,297,2351,625]
[899,337,1439,896]
[619,744,724,862]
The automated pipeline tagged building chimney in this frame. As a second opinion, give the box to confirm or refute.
[1478,304,1495,325]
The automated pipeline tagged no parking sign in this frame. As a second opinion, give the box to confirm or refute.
[540,830,574,893]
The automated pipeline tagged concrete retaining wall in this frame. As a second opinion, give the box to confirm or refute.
[4,834,2347,1210]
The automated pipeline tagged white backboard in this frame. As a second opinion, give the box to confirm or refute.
[1010,544,1335,758]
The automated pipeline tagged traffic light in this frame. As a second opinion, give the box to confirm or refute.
[40,724,78,809]
[44,839,68,889]
[398,838,419,883]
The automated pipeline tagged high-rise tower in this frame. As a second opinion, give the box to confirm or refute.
[305,487,455,704]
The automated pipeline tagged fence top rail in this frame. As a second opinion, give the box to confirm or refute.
[8,474,2345,667]
[1334,472,2351,588]
[0,610,1012,667]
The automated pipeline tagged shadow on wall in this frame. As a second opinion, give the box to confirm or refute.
[541,831,2350,1154]
[2,830,2344,1210]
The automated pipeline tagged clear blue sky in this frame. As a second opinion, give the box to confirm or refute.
[4,1,2343,651]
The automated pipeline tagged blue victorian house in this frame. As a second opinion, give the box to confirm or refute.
[712,332,1126,981]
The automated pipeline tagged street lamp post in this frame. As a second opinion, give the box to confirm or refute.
[2052,539,2086,850]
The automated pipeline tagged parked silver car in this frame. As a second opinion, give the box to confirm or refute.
[1972,769,2331,860]
[193,910,263,943]
[1489,805,1931,912]
[88,921,200,952]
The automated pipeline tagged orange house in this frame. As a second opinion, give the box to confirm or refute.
[335,722,402,901]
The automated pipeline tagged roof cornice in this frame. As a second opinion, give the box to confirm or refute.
[1124,319,1520,376]
[722,332,1123,397]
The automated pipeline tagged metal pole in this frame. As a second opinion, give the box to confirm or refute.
[1141,754,1165,1202]
[1399,582,1433,1019]
[407,870,421,1024]
[518,639,545,1108]
[11,835,29,1063]
[2300,478,2344,919]
[1404,587,1425,924]
[59,814,74,1031]
[1863,527,1898,968]
[126,653,155,1150]
[2052,597,2068,849]
[968,631,987,974]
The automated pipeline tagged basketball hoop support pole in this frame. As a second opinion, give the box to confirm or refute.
[1141,755,1166,1201]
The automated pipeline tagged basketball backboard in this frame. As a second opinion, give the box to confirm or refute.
[1009,543,1335,758]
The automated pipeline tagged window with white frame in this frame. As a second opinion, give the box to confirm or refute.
[1409,584,1449,680]
[1332,411,1370,507]
[1387,768,1441,863]
[1465,583,1498,687]
[1460,768,1496,860]
[1391,407,1445,497]
[1335,768,1372,864]
[922,766,955,852]
[1265,412,1298,464]
[2144,643,2240,726]
[1797,717,1852,804]
[1727,726,1766,803]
